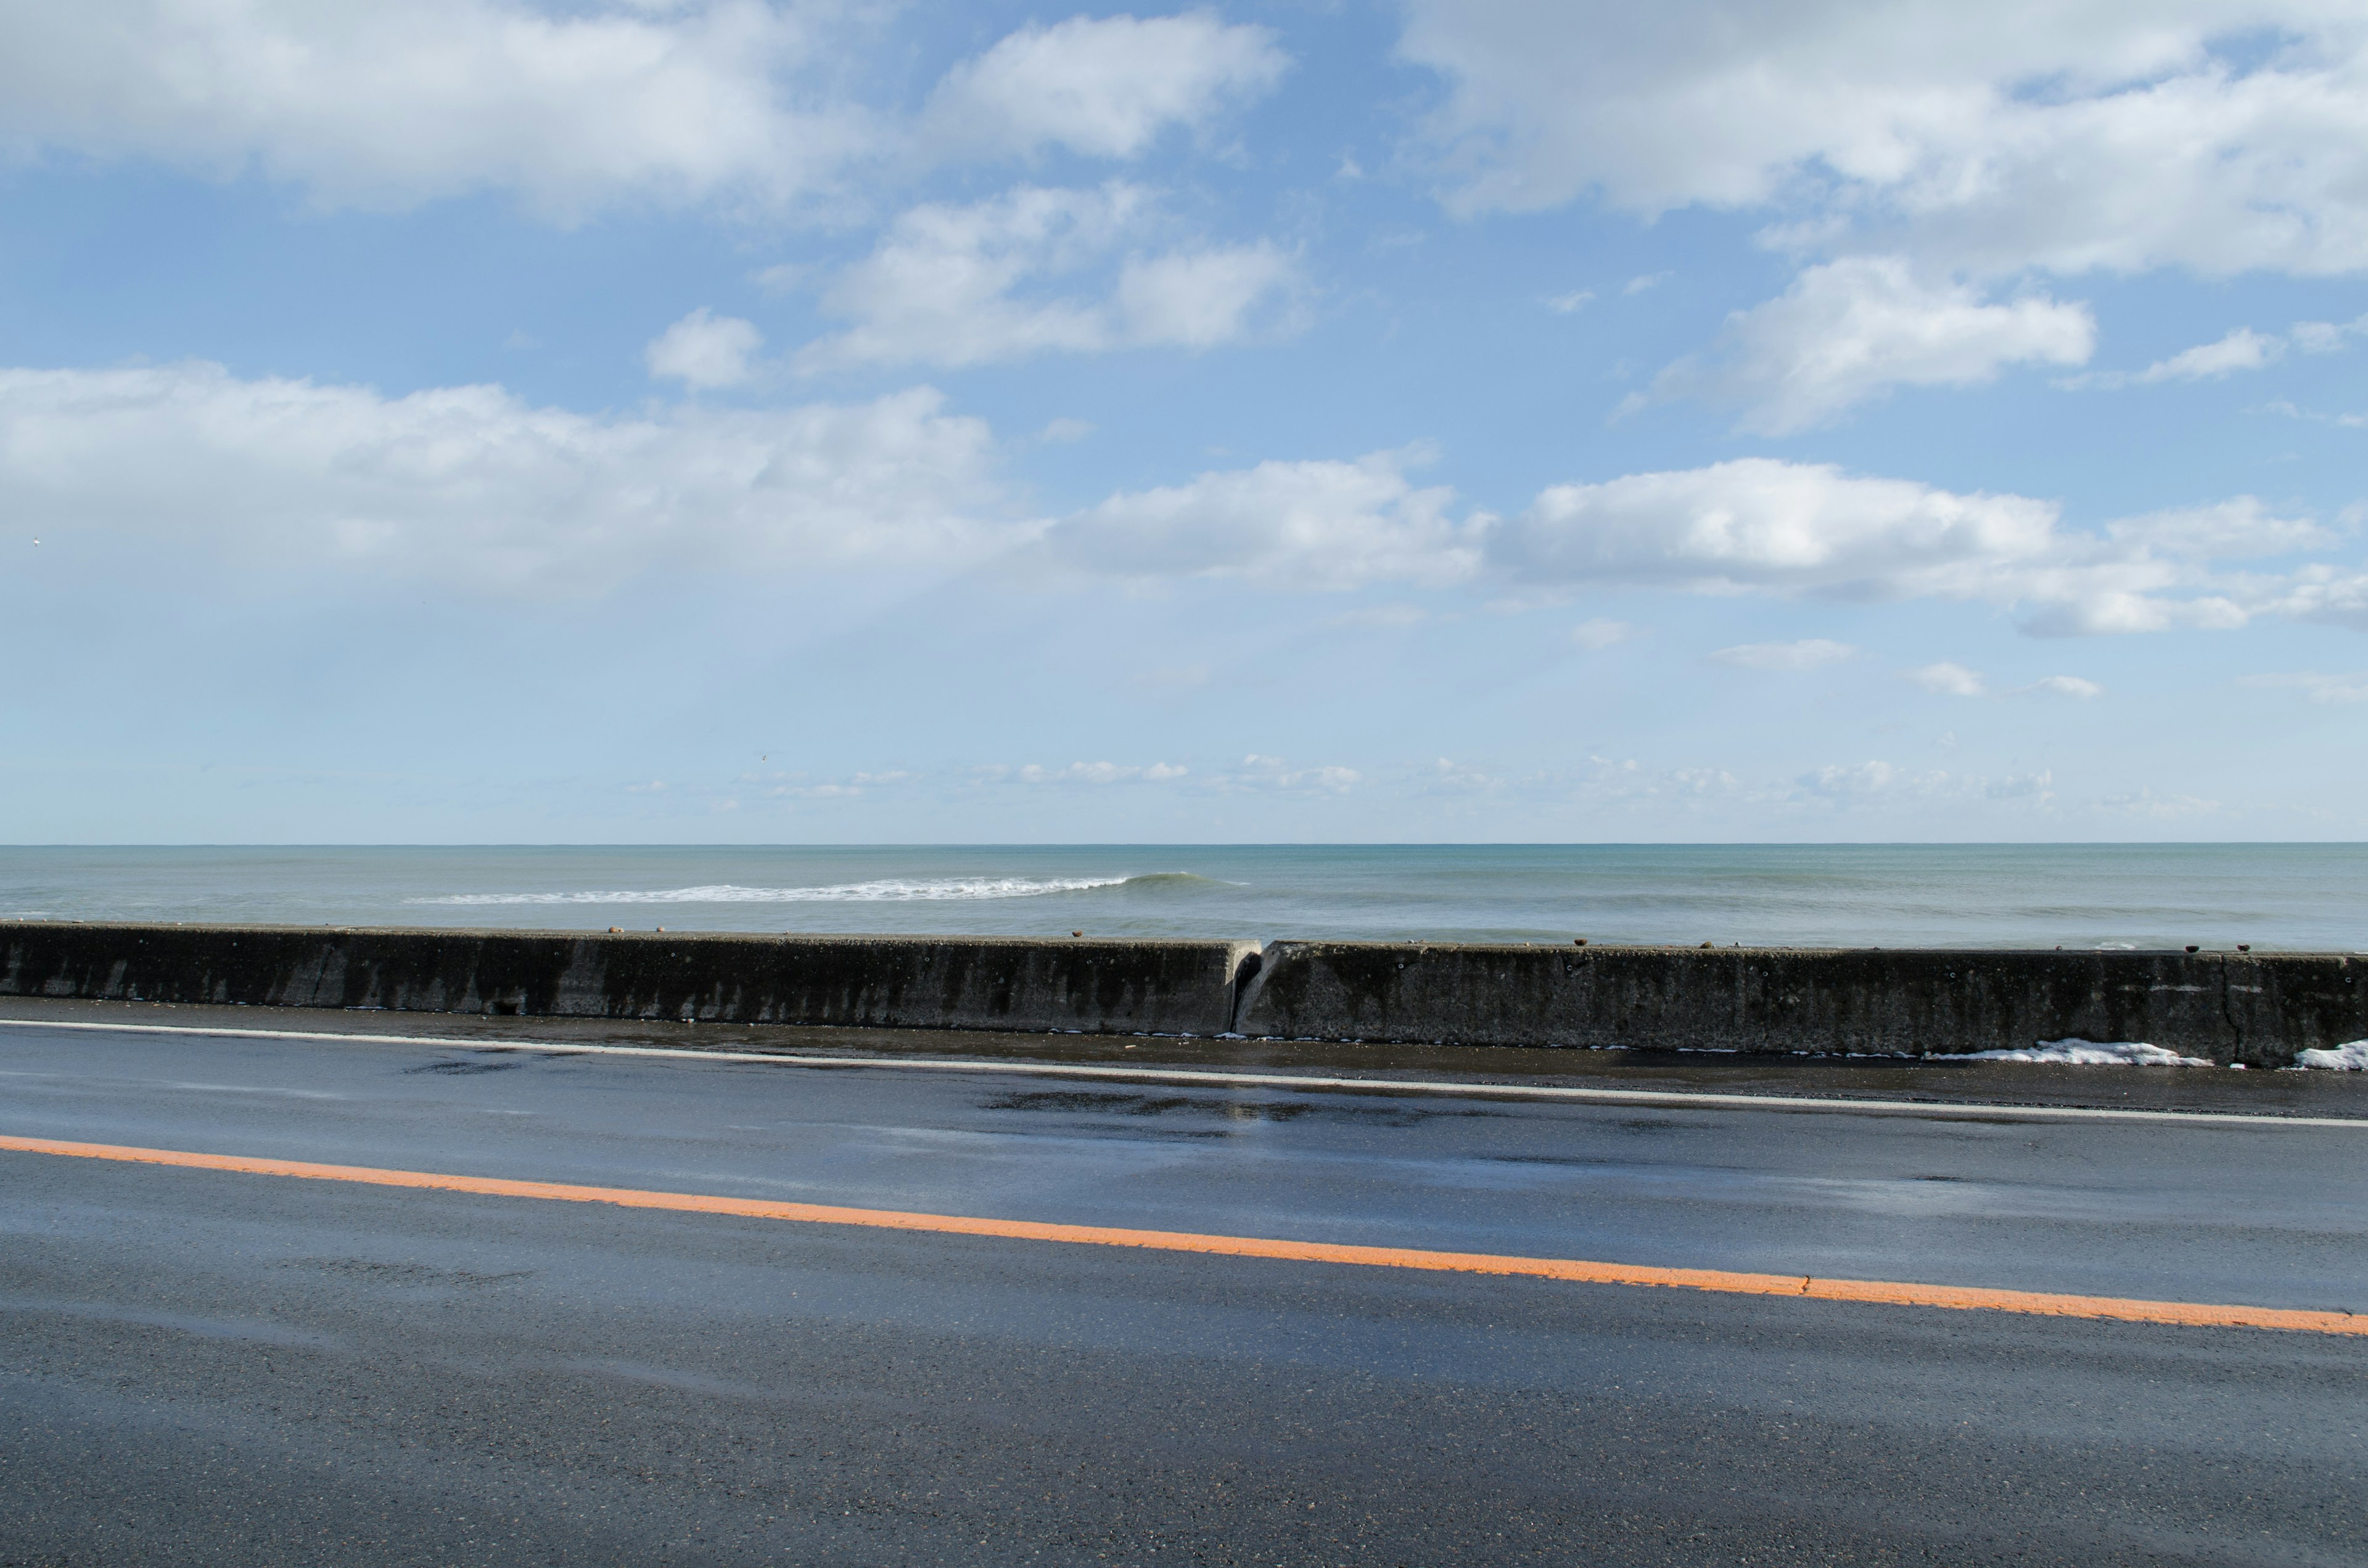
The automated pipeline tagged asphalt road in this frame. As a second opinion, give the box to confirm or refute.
[2,1015,2364,1566]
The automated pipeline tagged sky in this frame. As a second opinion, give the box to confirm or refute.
[3,0,2366,844]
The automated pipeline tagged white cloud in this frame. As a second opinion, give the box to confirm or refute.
[2291,312,2368,353]
[2235,670,2368,703]
[1558,752,2060,813]
[1496,458,2290,635]
[2105,498,2332,558]
[1045,448,1485,591]
[796,183,1296,370]
[1711,638,1857,670]
[0,361,1008,594]
[2023,675,2105,699]
[1042,447,2356,634]
[1502,459,2057,597]
[1906,664,2102,697]
[0,0,881,218]
[645,308,763,389]
[920,12,1287,161]
[1650,257,2094,432]
[1545,289,1595,313]
[1402,1,2368,279]
[1400,2,2368,452]
[1906,661,1985,696]
[1800,760,1915,797]
[2264,565,2368,630]
[2068,326,2290,388]
[1570,617,1631,648]
[2142,327,2286,382]
[1117,243,1300,348]
[1018,761,1189,785]
[0,4,1293,219]
[1217,755,1361,793]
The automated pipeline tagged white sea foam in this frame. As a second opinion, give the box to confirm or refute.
[2293,1040,2368,1070]
[411,876,1133,906]
[1957,1038,2214,1067]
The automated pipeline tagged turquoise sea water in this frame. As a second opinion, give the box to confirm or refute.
[1,844,2362,951]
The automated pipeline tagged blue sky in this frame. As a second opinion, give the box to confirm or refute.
[4,0,2366,843]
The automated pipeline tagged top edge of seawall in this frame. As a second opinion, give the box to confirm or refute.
[0,922,2360,959]
[1257,939,2367,959]
[0,921,1256,950]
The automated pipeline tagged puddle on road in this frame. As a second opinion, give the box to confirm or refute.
[273,1257,533,1288]
[977,1088,1503,1128]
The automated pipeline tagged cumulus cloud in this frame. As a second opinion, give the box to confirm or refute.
[1649,257,2095,432]
[1401,1,2368,279]
[1500,459,2056,598]
[920,12,1287,161]
[1402,4,2368,421]
[1046,448,2353,633]
[2023,675,2105,699]
[1711,639,1857,670]
[1497,459,2282,635]
[0,3,1288,218]
[2263,565,2368,630]
[0,361,1007,593]
[12,362,2358,640]
[1906,661,1986,696]
[1045,448,1486,591]
[796,183,1296,370]
[645,308,764,389]
[0,0,879,217]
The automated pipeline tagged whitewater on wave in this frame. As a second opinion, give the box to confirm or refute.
[406,874,1202,906]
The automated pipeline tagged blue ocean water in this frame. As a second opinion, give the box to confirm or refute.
[1,844,2361,951]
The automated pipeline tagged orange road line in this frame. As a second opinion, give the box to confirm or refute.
[4,1133,2361,1337]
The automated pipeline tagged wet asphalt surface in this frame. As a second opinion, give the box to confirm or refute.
[2,1007,2365,1566]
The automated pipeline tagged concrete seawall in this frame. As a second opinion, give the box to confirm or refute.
[1235,942,2368,1065]
[6,924,2365,1063]
[0,923,1259,1038]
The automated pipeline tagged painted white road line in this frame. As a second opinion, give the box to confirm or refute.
[1,1016,2360,1128]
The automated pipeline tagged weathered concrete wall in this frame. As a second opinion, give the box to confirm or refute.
[1233,942,2368,1065]
[10,924,2364,1062]
[0,923,1259,1037]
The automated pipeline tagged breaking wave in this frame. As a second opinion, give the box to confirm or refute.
[410,872,1224,906]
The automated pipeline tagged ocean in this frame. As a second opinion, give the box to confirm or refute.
[1,844,2361,951]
